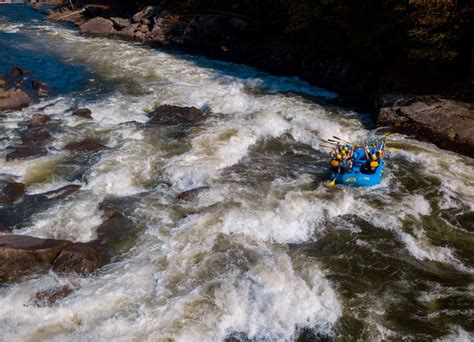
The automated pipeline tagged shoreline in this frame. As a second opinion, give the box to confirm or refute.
[23,3,474,158]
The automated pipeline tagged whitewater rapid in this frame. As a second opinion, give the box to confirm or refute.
[1,6,473,341]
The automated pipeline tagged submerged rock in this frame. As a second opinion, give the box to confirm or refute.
[6,146,47,161]
[0,89,31,112]
[40,184,81,201]
[71,107,93,119]
[80,17,115,36]
[147,105,204,125]
[52,242,103,275]
[0,235,71,283]
[27,114,50,128]
[21,127,52,144]
[377,95,474,157]
[11,66,27,77]
[32,286,74,307]
[0,181,25,205]
[64,140,107,152]
[177,186,209,202]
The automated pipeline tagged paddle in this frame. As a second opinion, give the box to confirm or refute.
[327,177,336,187]
[333,136,351,144]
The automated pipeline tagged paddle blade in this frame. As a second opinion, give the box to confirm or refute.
[327,178,336,187]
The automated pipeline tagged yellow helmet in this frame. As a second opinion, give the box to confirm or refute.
[337,154,342,159]
[371,154,378,160]
[343,146,349,151]
[341,149,346,155]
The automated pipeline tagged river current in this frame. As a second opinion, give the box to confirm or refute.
[1,5,473,341]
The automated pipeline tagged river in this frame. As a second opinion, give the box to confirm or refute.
[1,5,473,341]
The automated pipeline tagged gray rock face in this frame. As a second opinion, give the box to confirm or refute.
[80,17,115,36]
[0,235,71,282]
[0,89,31,112]
[377,95,474,157]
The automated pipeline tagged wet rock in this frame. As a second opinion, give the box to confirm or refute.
[80,17,115,36]
[6,146,47,161]
[27,114,50,128]
[98,197,126,220]
[21,127,52,144]
[147,105,204,125]
[72,107,92,119]
[11,66,27,77]
[0,181,25,205]
[44,8,85,25]
[0,89,31,112]
[111,17,130,30]
[32,80,49,97]
[96,214,138,258]
[52,242,103,275]
[0,224,10,232]
[0,75,5,89]
[33,286,73,307]
[40,184,81,201]
[377,95,474,158]
[0,235,71,283]
[177,186,209,202]
[64,140,107,152]
[132,6,161,24]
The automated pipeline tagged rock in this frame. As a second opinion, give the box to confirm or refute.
[0,75,5,89]
[72,107,92,119]
[11,66,27,77]
[96,214,138,258]
[147,105,204,125]
[195,16,223,39]
[84,4,111,19]
[0,89,31,112]
[111,17,130,29]
[21,127,52,144]
[0,235,71,282]
[64,140,107,152]
[33,286,73,307]
[117,23,140,40]
[177,186,209,202]
[377,95,474,157]
[52,242,103,275]
[6,146,47,161]
[0,181,25,205]
[27,114,50,128]
[32,80,49,97]
[40,184,81,201]
[0,224,10,232]
[44,8,84,25]
[80,17,115,36]
[132,6,161,23]
[98,197,126,219]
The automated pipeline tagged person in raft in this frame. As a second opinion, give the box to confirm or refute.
[363,141,385,174]
[330,143,354,174]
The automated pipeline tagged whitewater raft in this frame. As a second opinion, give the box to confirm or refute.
[330,148,384,186]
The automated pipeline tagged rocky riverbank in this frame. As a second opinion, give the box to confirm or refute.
[37,3,474,158]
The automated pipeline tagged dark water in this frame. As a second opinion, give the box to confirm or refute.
[1,5,473,341]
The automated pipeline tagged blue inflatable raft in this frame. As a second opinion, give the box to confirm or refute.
[329,148,384,186]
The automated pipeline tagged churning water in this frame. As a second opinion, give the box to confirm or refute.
[1,5,473,341]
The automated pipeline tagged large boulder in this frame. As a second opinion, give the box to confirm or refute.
[377,95,474,157]
[6,146,47,161]
[147,105,204,125]
[0,89,31,112]
[52,242,103,275]
[0,181,25,205]
[80,17,115,36]
[0,235,71,283]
